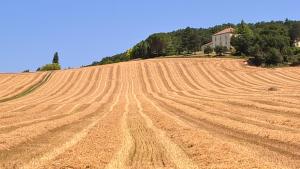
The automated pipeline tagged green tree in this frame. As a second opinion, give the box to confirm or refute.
[52,52,59,64]
[231,20,254,56]
[258,30,290,51]
[204,46,213,56]
[265,48,283,65]
[125,48,133,60]
[172,36,183,55]
[282,47,294,62]
[249,44,265,66]
[181,27,201,53]
[236,20,254,36]
[147,34,166,57]
[289,22,300,42]
[231,35,254,56]
[131,41,150,59]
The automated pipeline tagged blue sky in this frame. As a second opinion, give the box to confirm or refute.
[0,0,299,72]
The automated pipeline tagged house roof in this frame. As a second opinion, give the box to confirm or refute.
[213,28,235,36]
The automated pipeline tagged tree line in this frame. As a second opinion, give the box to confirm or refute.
[89,20,300,67]
[88,24,233,66]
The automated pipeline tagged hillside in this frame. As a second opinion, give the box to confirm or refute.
[89,20,300,67]
[0,72,48,102]
[0,58,300,169]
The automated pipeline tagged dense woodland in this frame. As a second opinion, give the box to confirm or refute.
[89,20,300,67]
[232,20,300,66]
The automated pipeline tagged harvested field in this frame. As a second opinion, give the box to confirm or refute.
[0,58,299,169]
[0,72,48,101]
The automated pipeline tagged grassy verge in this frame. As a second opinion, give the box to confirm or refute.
[0,72,53,103]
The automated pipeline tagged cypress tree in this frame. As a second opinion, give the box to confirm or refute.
[52,52,59,64]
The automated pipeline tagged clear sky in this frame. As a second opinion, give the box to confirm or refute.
[0,0,299,72]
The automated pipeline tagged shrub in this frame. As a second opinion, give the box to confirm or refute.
[282,47,293,62]
[215,46,228,56]
[248,46,285,66]
[292,47,300,55]
[204,46,213,56]
[39,63,61,71]
[265,48,283,65]
[290,54,300,66]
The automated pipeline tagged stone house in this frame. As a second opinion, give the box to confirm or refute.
[201,28,235,51]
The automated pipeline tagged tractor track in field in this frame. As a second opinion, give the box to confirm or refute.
[0,72,52,103]
[0,58,299,169]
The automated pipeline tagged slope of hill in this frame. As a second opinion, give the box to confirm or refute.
[0,72,48,102]
[0,58,300,169]
[89,20,300,67]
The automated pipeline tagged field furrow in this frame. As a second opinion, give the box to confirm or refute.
[0,58,299,169]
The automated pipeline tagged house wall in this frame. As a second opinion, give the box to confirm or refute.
[212,33,233,49]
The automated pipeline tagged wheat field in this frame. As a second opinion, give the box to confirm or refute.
[0,58,299,169]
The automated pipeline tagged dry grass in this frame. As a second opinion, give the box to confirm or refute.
[0,72,47,101]
[0,58,299,169]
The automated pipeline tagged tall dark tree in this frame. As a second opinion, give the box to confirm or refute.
[52,52,59,64]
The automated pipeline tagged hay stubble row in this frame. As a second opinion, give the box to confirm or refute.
[0,58,299,169]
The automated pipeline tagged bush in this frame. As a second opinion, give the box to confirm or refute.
[248,46,285,66]
[204,46,213,56]
[253,56,263,66]
[282,47,294,62]
[248,44,265,66]
[38,63,61,71]
[215,46,228,56]
[22,70,30,73]
[290,54,300,66]
[265,48,283,65]
[292,47,300,55]
[248,55,265,66]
